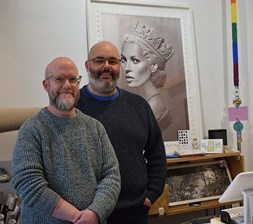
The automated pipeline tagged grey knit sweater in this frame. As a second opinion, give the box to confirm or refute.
[12,108,120,224]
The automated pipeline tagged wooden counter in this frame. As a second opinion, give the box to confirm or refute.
[149,150,244,216]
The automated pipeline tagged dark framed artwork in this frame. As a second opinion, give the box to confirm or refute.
[166,160,232,206]
[86,0,202,150]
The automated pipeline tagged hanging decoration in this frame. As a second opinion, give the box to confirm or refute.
[231,0,243,151]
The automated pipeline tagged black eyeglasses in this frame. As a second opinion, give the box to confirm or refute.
[90,57,121,67]
[46,75,82,85]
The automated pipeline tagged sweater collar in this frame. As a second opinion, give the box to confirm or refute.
[85,85,119,101]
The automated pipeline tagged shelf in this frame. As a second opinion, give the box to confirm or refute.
[167,150,240,165]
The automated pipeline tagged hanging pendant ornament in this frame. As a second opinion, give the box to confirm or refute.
[233,120,243,152]
[233,87,242,108]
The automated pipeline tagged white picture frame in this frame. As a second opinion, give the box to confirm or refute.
[86,0,202,149]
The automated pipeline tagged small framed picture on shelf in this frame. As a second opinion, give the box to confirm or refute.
[166,160,232,206]
[201,139,223,153]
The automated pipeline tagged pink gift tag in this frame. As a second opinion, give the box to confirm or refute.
[228,106,248,121]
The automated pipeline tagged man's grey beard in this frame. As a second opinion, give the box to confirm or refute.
[49,91,80,111]
[88,72,117,95]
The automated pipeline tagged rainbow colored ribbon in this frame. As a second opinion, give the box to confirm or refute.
[231,0,243,151]
[231,0,239,87]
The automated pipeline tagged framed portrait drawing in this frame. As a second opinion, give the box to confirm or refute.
[86,0,202,149]
[166,160,232,206]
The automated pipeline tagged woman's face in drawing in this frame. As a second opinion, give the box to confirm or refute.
[121,42,152,87]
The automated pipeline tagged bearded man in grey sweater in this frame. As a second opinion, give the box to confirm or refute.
[12,57,121,224]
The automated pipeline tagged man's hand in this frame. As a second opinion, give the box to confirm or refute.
[73,209,100,224]
[51,198,80,222]
[143,197,152,207]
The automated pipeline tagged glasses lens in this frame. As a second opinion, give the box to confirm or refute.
[68,77,79,83]
[54,76,65,83]
[108,58,120,65]
[92,58,105,66]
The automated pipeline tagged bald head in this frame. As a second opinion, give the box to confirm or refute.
[45,57,78,79]
[88,41,120,60]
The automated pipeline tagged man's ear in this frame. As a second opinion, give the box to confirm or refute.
[42,80,49,92]
[151,64,158,73]
[85,60,89,71]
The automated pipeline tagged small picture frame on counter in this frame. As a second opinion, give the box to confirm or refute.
[201,139,223,153]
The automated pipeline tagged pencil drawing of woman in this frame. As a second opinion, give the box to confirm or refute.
[121,21,175,131]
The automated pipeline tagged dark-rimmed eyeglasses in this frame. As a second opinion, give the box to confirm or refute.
[90,57,121,67]
[46,75,82,85]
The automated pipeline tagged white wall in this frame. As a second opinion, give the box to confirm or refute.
[0,0,252,171]
[0,0,88,108]
[0,0,88,160]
